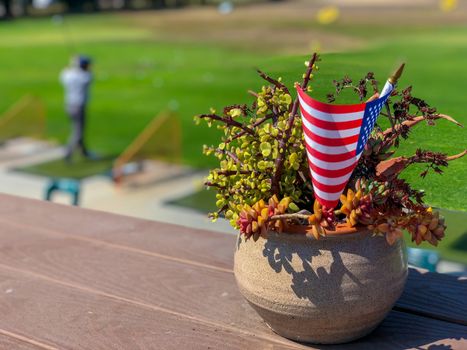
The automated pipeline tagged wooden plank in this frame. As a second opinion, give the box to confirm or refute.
[0,195,465,326]
[0,220,466,349]
[0,194,234,269]
[398,268,467,325]
[0,332,51,350]
[0,267,301,350]
[331,310,466,349]
[1,265,465,349]
[0,221,267,335]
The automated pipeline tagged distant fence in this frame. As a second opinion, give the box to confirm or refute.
[112,110,181,182]
[0,95,46,142]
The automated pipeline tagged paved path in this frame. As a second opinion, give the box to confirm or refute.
[0,138,234,234]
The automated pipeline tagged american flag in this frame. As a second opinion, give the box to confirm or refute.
[297,84,392,209]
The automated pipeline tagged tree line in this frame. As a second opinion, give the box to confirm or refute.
[0,0,217,19]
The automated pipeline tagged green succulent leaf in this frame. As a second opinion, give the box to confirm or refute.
[260,142,272,157]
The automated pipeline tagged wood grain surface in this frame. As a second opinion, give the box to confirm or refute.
[0,194,465,349]
[0,331,53,350]
[0,268,300,350]
[397,269,467,326]
[1,194,465,326]
[0,194,234,269]
[0,220,264,333]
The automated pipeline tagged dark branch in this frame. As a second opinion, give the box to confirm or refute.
[218,169,255,176]
[215,148,243,166]
[271,53,319,195]
[198,114,255,136]
[225,114,275,143]
[256,69,290,94]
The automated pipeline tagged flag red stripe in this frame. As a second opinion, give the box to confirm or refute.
[300,105,363,130]
[297,88,366,114]
[312,179,347,194]
[313,193,339,209]
[305,143,355,162]
[297,87,367,209]
[309,160,357,178]
[303,127,359,147]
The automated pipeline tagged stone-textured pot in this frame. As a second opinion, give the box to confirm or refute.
[234,225,408,344]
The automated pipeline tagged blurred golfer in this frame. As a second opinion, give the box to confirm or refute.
[60,55,93,162]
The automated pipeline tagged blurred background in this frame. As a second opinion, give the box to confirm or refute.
[0,0,465,272]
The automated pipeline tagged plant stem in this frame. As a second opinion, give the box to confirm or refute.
[204,181,225,189]
[256,69,290,94]
[271,211,342,223]
[270,213,310,221]
[271,53,318,195]
[226,114,274,143]
[218,169,255,176]
[199,114,255,136]
[247,90,259,98]
[446,150,467,161]
[215,149,243,166]
[298,170,314,192]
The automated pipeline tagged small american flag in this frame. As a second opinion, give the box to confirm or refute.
[297,84,392,209]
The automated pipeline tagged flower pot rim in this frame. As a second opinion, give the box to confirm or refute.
[239,224,369,241]
[279,223,366,237]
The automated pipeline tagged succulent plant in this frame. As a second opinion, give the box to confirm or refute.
[196,53,465,246]
[236,195,298,241]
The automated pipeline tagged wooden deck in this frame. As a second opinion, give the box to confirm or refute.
[0,194,465,349]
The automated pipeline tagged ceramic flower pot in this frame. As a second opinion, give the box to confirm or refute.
[234,225,408,344]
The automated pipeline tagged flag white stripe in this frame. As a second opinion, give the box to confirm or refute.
[304,134,357,154]
[311,170,353,186]
[307,151,357,170]
[298,95,365,122]
[379,82,394,97]
[302,117,361,139]
[312,186,343,201]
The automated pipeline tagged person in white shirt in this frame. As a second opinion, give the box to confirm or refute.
[60,55,93,162]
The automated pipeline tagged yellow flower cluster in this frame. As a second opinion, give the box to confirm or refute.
[237,195,295,240]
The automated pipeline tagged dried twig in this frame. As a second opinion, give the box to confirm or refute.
[225,114,275,143]
[271,53,319,195]
[256,69,290,94]
[446,149,467,161]
[381,113,463,138]
[199,114,255,136]
[270,213,310,221]
[376,149,466,180]
[218,169,255,176]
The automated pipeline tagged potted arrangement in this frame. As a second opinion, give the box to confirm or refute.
[195,53,465,344]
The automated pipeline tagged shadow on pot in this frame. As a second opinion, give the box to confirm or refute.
[244,235,465,348]
[263,239,367,307]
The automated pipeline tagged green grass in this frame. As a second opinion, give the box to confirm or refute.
[0,13,466,210]
[15,155,114,179]
[167,188,217,215]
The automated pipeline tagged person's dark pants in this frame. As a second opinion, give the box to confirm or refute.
[65,105,89,160]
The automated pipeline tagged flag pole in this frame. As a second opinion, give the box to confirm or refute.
[381,63,405,129]
[381,63,405,97]
[389,63,405,85]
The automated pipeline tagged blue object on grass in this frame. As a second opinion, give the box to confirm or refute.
[407,247,439,272]
[44,178,80,206]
